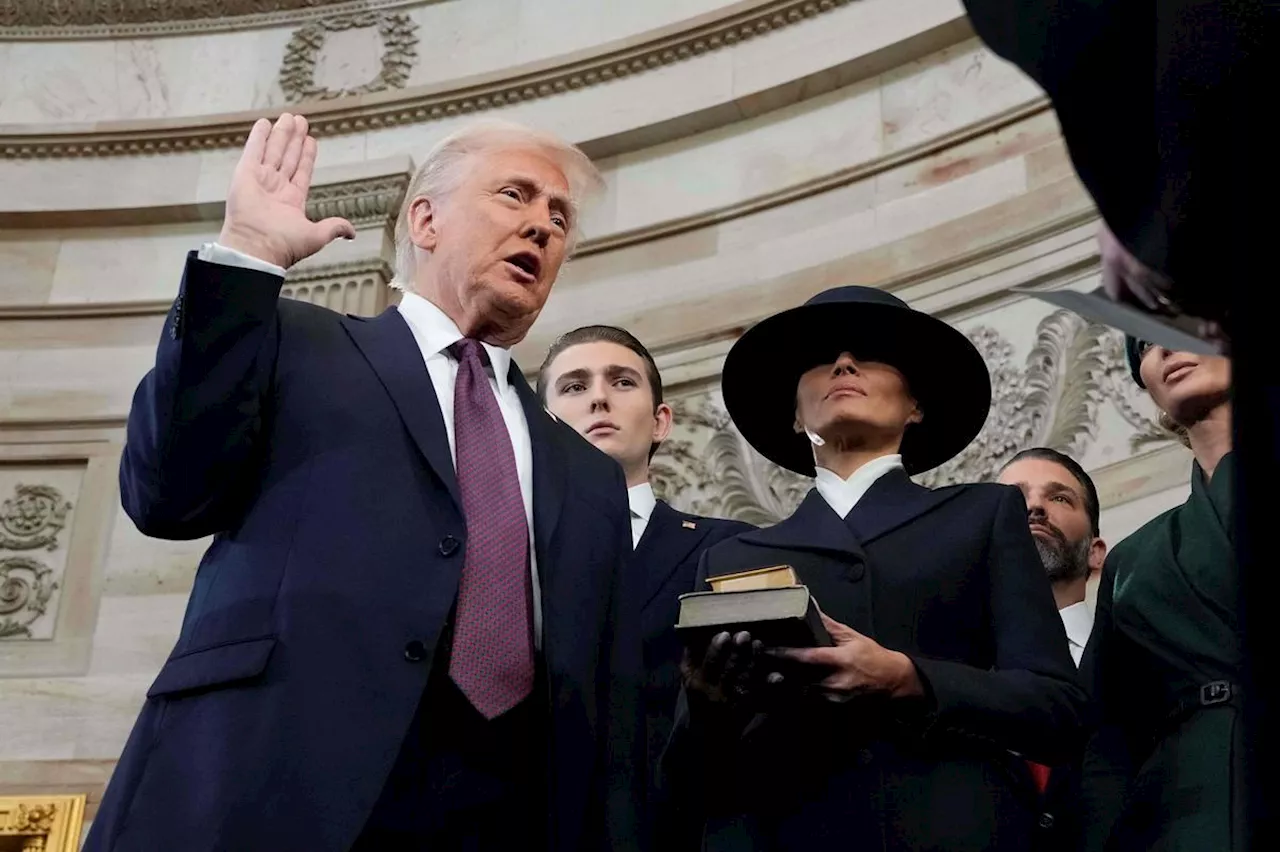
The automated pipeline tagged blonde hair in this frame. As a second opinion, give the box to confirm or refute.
[391,120,604,291]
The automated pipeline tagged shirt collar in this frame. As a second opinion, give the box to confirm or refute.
[1058,600,1094,649]
[812,453,904,519]
[628,482,656,521]
[397,291,513,389]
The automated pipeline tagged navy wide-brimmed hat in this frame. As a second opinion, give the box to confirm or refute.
[721,286,991,476]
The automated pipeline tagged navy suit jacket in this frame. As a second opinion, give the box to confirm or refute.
[663,471,1087,851]
[637,501,753,780]
[86,256,645,852]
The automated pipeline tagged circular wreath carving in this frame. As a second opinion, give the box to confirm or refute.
[280,11,419,103]
[0,555,58,639]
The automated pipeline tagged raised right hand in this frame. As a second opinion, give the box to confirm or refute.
[218,113,356,269]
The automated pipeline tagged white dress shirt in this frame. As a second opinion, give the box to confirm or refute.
[628,482,657,548]
[1058,600,1094,667]
[812,453,905,519]
[199,243,542,645]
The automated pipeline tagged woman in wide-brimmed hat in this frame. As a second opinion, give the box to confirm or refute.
[663,286,1086,852]
[1079,337,1240,852]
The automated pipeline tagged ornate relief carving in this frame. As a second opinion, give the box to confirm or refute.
[282,258,395,316]
[304,173,410,228]
[0,0,854,159]
[0,555,58,639]
[0,0,419,39]
[280,11,419,104]
[651,309,1172,525]
[0,484,72,552]
[0,795,86,852]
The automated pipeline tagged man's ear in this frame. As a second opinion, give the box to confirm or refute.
[652,403,674,445]
[1088,537,1108,575]
[408,195,439,253]
[907,403,924,426]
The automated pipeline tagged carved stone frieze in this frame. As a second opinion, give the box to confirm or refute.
[282,258,395,316]
[280,11,419,104]
[304,172,410,228]
[0,795,86,852]
[0,0,854,159]
[0,0,420,39]
[651,309,1173,525]
[0,555,58,639]
[0,484,72,552]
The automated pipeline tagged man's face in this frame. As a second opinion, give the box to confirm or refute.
[409,147,573,346]
[794,352,921,445]
[544,341,672,481]
[997,457,1104,584]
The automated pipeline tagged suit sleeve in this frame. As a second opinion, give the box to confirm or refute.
[119,253,284,540]
[908,486,1088,766]
[1077,554,1133,851]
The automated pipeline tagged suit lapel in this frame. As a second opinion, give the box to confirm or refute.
[510,368,567,587]
[341,309,461,513]
[737,489,868,561]
[638,501,712,610]
[843,468,966,544]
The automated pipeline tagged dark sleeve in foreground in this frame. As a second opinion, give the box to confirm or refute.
[960,0,1265,316]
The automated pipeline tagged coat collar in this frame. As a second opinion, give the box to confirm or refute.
[740,468,965,556]
[636,500,713,609]
[342,307,461,514]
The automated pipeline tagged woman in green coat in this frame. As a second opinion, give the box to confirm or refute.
[1080,337,1239,851]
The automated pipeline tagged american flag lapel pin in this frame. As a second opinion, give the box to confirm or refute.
[682,520,697,530]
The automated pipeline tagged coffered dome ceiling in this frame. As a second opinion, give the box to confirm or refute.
[0,0,418,37]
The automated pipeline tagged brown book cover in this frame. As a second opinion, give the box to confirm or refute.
[675,585,833,649]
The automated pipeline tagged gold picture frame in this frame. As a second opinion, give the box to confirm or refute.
[0,795,86,852]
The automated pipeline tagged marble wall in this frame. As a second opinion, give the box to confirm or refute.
[0,0,1192,832]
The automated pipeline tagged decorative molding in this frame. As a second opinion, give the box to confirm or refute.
[280,11,419,104]
[0,0,422,40]
[0,795,86,852]
[0,484,72,552]
[304,172,410,228]
[652,310,1172,526]
[281,258,396,316]
[0,555,58,639]
[0,0,855,159]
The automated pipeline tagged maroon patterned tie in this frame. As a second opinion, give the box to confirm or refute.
[447,338,535,719]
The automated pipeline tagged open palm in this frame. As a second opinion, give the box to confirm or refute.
[218,113,355,269]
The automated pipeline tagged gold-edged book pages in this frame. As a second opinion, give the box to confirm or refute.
[706,564,799,593]
[0,794,86,852]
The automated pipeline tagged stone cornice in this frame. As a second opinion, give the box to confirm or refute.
[0,0,423,40]
[304,173,409,228]
[0,0,854,160]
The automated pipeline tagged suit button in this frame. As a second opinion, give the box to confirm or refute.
[1038,813,1055,829]
[438,535,460,557]
[403,640,427,662]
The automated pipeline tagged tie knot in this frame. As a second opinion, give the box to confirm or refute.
[449,338,490,367]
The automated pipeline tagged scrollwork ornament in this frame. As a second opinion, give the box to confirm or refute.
[280,11,419,104]
[0,555,58,639]
[0,484,72,551]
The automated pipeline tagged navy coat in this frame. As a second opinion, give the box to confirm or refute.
[663,470,1087,851]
